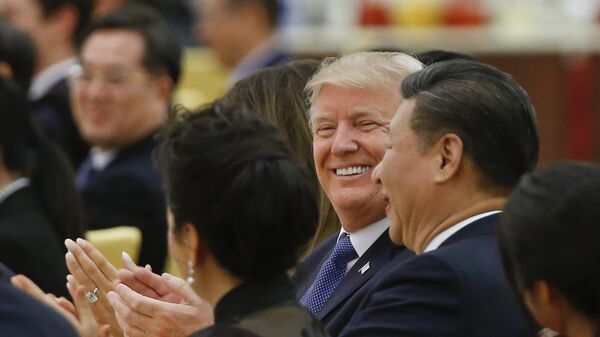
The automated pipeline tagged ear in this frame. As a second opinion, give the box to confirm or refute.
[181,222,202,266]
[524,280,565,334]
[432,133,463,184]
[46,5,78,41]
[153,75,174,104]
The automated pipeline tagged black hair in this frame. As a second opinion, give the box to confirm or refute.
[0,77,83,239]
[36,0,93,42]
[0,19,35,91]
[415,50,475,66]
[500,161,600,336]
[78,3,182,84]
[156,103,319,280]
[401,59,539,189]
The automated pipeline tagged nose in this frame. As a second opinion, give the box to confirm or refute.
[331,123,358,155]
[372,162,383,185]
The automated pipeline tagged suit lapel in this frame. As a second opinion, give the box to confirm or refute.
[317,230,398,320]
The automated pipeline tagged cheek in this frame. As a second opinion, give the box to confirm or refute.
[313,139,331,166]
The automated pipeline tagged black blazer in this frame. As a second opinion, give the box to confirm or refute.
[31,78,89,168]
[0,263,79,337]
[293,229,411,336]
[191,274,329,337]
[0,187,69,297]
[339,213,528,337]
[76,133,167,272]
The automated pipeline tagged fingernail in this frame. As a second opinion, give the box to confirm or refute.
[161,272,172,280]
[65,252,75,263]
[66,274,75,284]
[145,264,152,271]
[77,238,87,247]
[64,239,75,249]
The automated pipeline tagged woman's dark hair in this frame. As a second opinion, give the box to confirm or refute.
[0,19,35,91]
[219,60,340,250]
[499,161,600,335]
[0,77,83,239]
[156,103,319,280]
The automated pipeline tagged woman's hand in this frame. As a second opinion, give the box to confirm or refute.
[11,274,110,337]
[65,238,123,337]
[108,272,214,337]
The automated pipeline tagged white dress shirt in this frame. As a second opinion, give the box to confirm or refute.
[29,57,78,101]
[228,36,279,86]
[89,147,118,171]
[424,210,502,253]
[0,178,30,206]
[339,217,390,272]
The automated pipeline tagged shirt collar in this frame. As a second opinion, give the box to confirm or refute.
[29,57,78,101]
[0,178,31,205]
[90,147,118,171]
[339,217,390,257]
[228,36,278,85]
[424,210,502,253]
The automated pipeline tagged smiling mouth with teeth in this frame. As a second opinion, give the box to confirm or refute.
[335,166,371,176]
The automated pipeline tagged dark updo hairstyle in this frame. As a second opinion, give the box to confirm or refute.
[499,161,600,336]
[0,76,83,239]
[156,103,319,280]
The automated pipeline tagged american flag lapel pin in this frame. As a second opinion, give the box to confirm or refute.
[359,262,370,275]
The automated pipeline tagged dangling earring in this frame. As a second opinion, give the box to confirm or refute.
[187,260,195,285]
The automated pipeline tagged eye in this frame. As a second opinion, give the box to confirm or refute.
[315,125,336,138]
[357,120,380,131]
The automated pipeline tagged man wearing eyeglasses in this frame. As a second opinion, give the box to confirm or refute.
[72,3,182,274]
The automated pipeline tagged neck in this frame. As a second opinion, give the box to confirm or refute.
[194,259,242,308]
[231,30,273,67]
[337,206,385,234]
[35,44,74,75]
[404,186,506,253]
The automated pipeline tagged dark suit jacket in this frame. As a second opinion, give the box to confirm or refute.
[192,274,329,337]
[0,187,69,297]
[293,229,411,336]
[340,213,528,337]
[76,133,167,272]
[0,263,79,337]
[31,78,89,168]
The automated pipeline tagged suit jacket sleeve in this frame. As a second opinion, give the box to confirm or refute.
[339,254,464,337]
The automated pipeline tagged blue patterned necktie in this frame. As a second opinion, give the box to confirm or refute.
[300,233,358,316]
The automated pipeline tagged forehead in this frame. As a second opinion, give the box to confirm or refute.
[311,84,400,122]
[80,29,146,69]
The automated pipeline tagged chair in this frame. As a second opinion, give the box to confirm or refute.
[85,226,142,269]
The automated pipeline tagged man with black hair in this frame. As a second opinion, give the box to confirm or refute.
[340,59,539,337]
[0,0,92,167]
[195,0,290,84]
[70,3,182,274]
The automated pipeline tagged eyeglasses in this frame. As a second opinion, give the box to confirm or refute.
[68,64,154,89]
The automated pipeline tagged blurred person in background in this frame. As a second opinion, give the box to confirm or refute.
[92,0,195,45]
[72,3,181,274]
[500,161,600,337]
[0,0,92,168]
[195,0,291,85]
[0,18,35,92]
[0,76,83,298]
